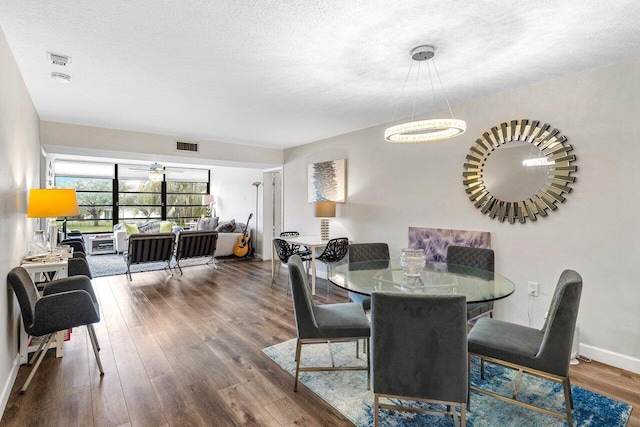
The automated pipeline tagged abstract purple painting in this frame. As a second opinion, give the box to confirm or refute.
[408,227,491,262]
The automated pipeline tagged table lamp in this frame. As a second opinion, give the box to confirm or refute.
[27,188,80,262]
[314,201,336,241]
[202,194,215,217]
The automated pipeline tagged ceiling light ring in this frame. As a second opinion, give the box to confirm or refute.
[385,44,465,144]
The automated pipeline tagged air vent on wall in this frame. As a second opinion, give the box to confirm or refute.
[176,141,199,152]
[48,52,71,67]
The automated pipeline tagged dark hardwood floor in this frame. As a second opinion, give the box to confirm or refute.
[1,260,638,426]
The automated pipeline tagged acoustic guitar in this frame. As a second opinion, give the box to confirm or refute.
[233,213,253,257]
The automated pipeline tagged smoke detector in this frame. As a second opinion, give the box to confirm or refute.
[48,52,71,67]
[51,72,71,83]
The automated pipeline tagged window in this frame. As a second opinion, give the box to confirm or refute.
[54,160,210,233]
[54,161,114,233]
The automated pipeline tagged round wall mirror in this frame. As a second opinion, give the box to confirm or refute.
[462,119,577,223]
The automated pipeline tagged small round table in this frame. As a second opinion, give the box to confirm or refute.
[329,260,515,304]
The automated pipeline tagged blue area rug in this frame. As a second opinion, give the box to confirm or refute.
[262,339,632,426]
[86,253,213,278]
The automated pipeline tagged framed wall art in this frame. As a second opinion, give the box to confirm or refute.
[307,159,346,203]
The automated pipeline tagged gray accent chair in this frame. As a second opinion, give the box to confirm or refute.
[372,292,468,426]
[124,233,176,281]
[347,243,390,310]
[446,245,495,323]
[287,255,370,392]
[174,230,218,275]
[7,267,103,393]
[467,269,582,426]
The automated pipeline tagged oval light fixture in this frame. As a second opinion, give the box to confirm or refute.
[385,45,465,144]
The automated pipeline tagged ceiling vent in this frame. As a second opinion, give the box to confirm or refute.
[48,52,71,67]
[176,141,199,152]
[51,72,71,83]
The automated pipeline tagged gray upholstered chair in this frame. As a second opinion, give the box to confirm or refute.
[467,269,582,426]
[287,255,370,392]
[347,243,390,310]
[174,230,218,274]
[446,245,495,323]
[68,252,93,279]
[316,237,349,294]
[124,233,176,281]
[371,292,467,426]
[7,267,103,393]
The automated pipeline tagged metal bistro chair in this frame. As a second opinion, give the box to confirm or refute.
[467,270,583,426]
[316,237,349,294]
[288,255,370,392]
[272,238,312,290]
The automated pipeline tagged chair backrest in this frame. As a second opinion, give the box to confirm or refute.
[538,269,583,376]
[280,231,300,238]
[176,230,218,260]
[7,267,40,335]
[348,243,390,271]
[317,237,349,263]
[372,291,468,403]
[273,238,298,263]
[60,239,86,255]
[287,255,320,339]
[446,245,494,272]
[127,233,176,265]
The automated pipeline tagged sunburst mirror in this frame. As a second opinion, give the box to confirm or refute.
[462,119,577,224]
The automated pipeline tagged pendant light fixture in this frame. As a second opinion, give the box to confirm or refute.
[384,45,466,144]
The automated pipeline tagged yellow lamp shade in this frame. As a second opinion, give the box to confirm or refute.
[314,201,336,218]
[27,188,80,218]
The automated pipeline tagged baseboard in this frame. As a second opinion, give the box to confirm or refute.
[0,355,20,418]
[580,343,640,374]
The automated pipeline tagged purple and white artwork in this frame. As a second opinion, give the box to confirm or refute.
[408,227,491,262]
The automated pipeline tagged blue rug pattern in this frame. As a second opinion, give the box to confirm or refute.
[262,339,632,426]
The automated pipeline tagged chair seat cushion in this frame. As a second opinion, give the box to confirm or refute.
[468,318,543,368]
[313,302,370,339]
[467,301,493,320]
[349,292,371,311]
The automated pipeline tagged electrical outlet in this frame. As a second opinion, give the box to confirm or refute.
[528,281,539,297]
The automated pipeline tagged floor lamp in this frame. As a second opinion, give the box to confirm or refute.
[252,182,262,260]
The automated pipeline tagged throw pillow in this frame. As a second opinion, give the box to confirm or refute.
[197,217,219,231]
[124,223,140,235]
[216,219,236,233]
[159,221,173,233]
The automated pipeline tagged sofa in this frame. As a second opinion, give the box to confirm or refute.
[113,218,246,257]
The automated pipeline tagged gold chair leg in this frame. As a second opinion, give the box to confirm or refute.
[563,377,574,427]
[294,339,302,392]
[366,338,371,390]
[374,394,379,427]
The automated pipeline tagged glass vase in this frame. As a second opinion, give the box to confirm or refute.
[28,230,48,256]
[399,248,426,277]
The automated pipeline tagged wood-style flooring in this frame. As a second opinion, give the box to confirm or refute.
[1,260,638,426]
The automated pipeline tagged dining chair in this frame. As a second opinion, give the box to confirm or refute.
[446,245,495,323]
[68,252,93,279]
[272,238,312,288]
[467,269,582,426]
[347,242,390,310]
[316,237,349,294]
[7,267,104,393]
[287,255,370,392]
[280,231,312,260]
[372,291,467,426]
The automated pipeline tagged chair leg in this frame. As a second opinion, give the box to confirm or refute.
[459,403,466,427]
[87,325,104,376]
[327,341,336,367]
[562,377,574,427]
[467,354,471,412]
[374,394,379,427]
[366,338,371,390]
[567,376,574,409]
[294,339,302,392]
[21,334,54,394]
[28,334,51,366]
[175,262,183,276]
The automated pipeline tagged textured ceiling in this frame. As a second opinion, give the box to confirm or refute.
[1,0,639,149]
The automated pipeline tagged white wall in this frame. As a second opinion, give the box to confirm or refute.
[210,166,263,255]
[283,58,640,373]
[0,28,41,413]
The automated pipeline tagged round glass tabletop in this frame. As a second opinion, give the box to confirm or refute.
[329,260,515,304]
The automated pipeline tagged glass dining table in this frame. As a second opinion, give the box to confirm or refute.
[328,260,515,303]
